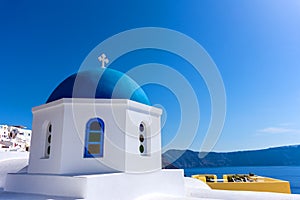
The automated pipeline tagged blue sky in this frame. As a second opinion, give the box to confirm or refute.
[0,0,300,152]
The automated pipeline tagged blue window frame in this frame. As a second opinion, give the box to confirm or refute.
[84,118,104,158]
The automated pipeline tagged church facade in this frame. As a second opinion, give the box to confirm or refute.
[4,66,185,199]
[28,98,162,174]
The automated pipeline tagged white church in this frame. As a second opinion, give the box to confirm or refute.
[3,55,300,200]
[4,55,186,199]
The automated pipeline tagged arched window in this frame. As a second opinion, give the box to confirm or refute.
[43,122,52,159]
[139,122,147,156]
[84,118,104,158]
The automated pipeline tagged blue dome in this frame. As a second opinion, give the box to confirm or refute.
[47,68,150,105]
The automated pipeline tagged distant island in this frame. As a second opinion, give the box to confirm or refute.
[162,145,300,169]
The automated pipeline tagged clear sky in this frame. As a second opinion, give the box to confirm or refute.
[0,0,300,152]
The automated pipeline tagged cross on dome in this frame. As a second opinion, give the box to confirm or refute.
[98,53,109,68]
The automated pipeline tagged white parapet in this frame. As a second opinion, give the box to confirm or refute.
[5,169,185,200]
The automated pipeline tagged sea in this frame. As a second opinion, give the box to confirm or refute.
[184,166,300,194]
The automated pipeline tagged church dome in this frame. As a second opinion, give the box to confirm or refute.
[46,68,150,105]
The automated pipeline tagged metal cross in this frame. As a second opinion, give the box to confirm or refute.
[98,53,109,68]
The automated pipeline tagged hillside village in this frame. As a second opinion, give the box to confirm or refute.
[0,125,31,152]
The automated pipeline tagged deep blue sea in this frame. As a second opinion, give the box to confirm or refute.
[184,166,300,194]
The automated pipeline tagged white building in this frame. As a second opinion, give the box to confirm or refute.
[0,125,31,152]
[28,98,162,174]
[0,125,9,141]
[4,67,185,199]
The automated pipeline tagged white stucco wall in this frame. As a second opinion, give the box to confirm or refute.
[125,106,162,173]
[60,99,127,174]
[28,102,64,174]
[28,98,162,175]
